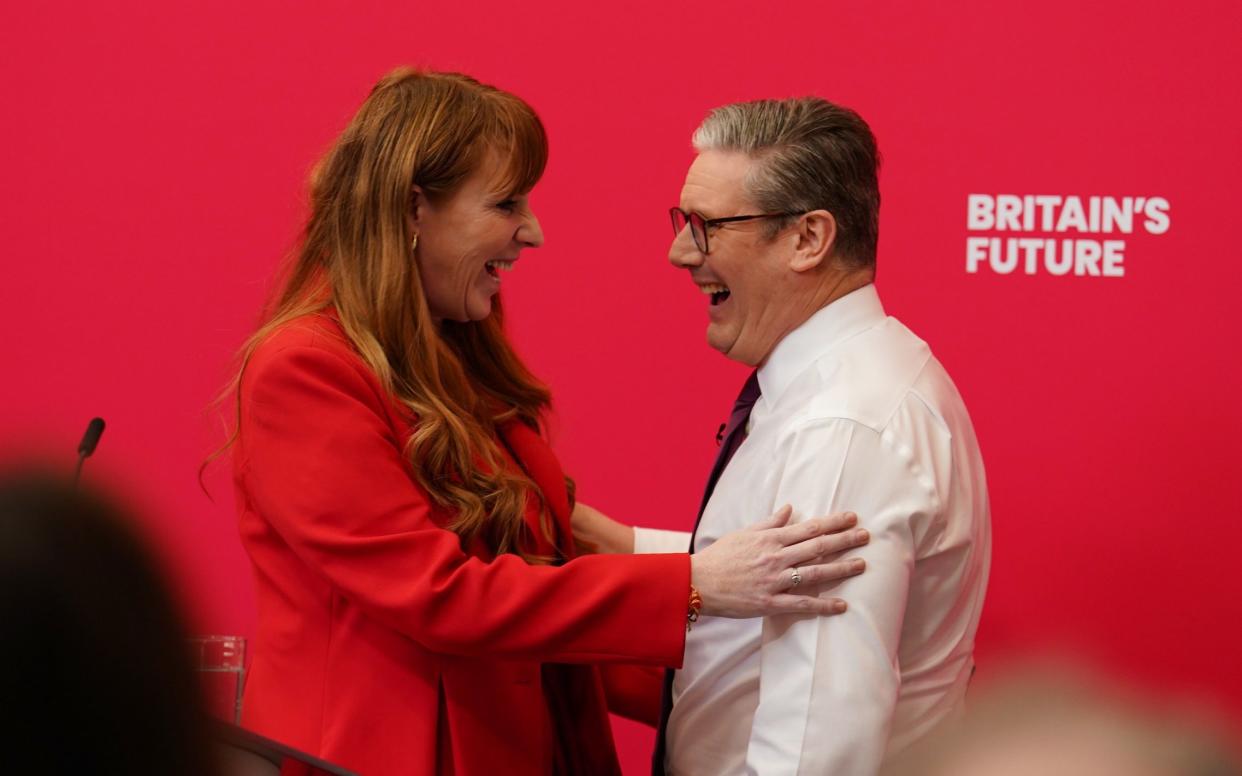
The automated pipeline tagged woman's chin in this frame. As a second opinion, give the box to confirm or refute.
[464,294,495,321]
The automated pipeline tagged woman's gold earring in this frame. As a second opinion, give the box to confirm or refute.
[410,234,418,253]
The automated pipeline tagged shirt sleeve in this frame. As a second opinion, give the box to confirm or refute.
[237,342,690,666]
[633,527,693,554]
[744,415,938,776]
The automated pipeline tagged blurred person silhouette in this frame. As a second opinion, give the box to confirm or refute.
[0,468,216,776]
[881,663,1242,776]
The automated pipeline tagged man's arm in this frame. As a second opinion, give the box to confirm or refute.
[571,501,692,554]
[634,527,693,553]
[746,416,937,775]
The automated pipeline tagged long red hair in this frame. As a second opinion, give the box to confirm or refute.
[213,68,559,562]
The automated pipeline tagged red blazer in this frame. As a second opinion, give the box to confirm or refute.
[233,312,687,776]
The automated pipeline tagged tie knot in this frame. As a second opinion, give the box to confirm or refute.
[732,370,761,416]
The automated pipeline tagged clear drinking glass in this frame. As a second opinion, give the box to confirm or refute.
[189,635,246,724]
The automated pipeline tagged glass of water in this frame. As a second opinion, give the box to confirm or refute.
[189,635,246,724]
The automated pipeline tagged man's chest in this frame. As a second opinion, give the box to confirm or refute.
[692,408,791,552]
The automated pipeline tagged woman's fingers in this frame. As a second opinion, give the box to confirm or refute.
[764,558,866,615]
[693,508,867,619]
[782,557,867,590]
[779,526,870,568]
[749,503,793,531]
[765,594,849,616]
[770,511,858,547]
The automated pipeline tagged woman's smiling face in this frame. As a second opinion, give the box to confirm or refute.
[412,148,544,323]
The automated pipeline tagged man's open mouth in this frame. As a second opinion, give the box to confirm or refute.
[700,283,731,306]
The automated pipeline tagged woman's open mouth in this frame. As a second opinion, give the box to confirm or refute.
[485,259,514,278]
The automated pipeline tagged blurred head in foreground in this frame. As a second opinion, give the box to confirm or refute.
[0,469,214,775]
[882,665,1241,776]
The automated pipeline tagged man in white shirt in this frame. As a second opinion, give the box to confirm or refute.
[576,97,991,775]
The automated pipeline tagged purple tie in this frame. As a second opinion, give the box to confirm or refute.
[652,370,761,776]
[689,370,762,550]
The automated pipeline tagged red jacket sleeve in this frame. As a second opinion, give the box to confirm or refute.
[236,337,689,666]
[598,663,666,726]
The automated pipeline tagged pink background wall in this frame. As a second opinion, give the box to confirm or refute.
[4,1,1240,771]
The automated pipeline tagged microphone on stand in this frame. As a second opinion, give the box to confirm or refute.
[74,417,106,485]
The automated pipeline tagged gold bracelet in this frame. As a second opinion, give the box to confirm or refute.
[687,584,703,631]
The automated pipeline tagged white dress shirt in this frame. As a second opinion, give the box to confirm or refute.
[634,284,991,776]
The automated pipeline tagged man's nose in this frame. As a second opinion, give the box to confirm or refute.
[668,226,702,269]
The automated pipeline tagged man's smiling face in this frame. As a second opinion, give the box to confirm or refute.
[668,149,796,366]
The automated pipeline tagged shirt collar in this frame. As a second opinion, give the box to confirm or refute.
[756,283,886,405]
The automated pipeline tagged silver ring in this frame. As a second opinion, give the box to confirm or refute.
[790,567,802,587]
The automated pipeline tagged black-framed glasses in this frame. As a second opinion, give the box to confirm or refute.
[669,207,805,254]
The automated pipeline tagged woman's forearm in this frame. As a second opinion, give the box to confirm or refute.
[571,501,636,554]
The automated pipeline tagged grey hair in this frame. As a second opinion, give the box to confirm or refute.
[692,97,881,267]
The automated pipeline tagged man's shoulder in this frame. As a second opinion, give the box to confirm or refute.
[783,317,947,434]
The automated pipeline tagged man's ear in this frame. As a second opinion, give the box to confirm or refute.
[789,210,837,273]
